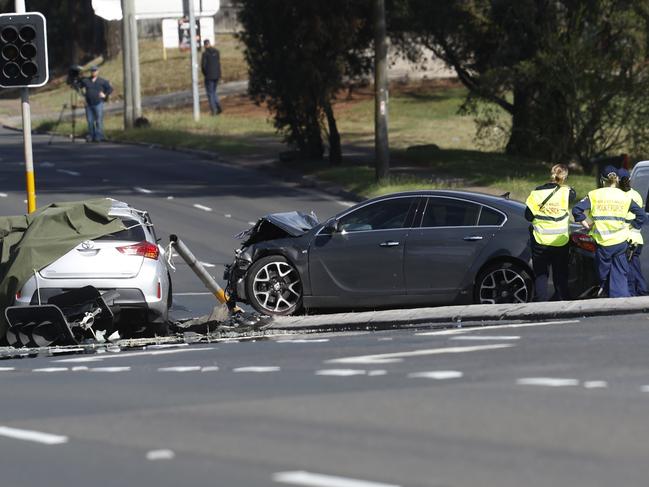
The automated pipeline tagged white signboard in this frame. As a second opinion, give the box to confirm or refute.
[92,0,219,21]
[162,17,214,49]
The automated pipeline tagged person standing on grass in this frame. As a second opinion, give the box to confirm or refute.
[618,168,648,296]
[201,39,222,115]
[79,66,113,142]
[525,164,576,301]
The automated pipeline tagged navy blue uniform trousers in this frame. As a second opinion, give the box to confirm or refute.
[628,244,648,296]
[596,241,630,298]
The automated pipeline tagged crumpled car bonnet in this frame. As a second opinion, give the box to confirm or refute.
[235,211,319,246]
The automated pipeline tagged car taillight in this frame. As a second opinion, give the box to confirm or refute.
[117,241,160,260]
[571,233,596,253]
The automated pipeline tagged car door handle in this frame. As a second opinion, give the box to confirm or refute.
[463,235,484,241]
[379,241,400,247]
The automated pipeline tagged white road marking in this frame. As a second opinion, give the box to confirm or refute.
[32,367,69,372]
[417,320,580,336]
[316,369,367,377]
[224,213,232,218]
[167,196,174,200]
[233,366,280,373]
[89,367,131,372]
[273,470,400,487]
[0,367,15,371]
[640,385,649,392]
[201,366,220,372]
[0,426,68,445]
[158,366,202,372]
[367,370,387,376]
[199,261,215,268]
[0,193,7,198]
[377,338,393,341]
[276,339,330,343]
[408,370,463,380]
[56,169,80,176]
[450,335,520,341]
[55,347,215,363]
[71,366,89,371]
[517,378,580,387]
[583,381,608,389]
[134,186,153,194]
[248,221,256,225]
[40,161,55,167]
[328,344,513,365]
[193,204,212,212]
[146,449,175,461]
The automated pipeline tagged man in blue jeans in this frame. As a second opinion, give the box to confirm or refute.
[201,39,222,115]
[79,66,113,142]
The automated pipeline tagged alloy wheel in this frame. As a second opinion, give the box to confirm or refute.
[478,267,530,304]
[251,261,302,313]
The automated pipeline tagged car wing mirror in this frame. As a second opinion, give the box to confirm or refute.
[324,219,340,233]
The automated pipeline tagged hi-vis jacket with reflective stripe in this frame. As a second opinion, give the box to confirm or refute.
[587,187,633,246]
[627,188,644,245]
[525,186,571,246]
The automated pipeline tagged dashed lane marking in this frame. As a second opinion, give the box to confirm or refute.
[517,378,580,387]
[273,470,400,487]
[641,386,649,392]
[450,335,520,341]
[54,347,216,363]
[583,381,608,389]
[328,344,514,365]
[0,193,7,198]
[199,261,215,268]
[32,367,69,372]
[56,169,80,176]
[89,367,131,372]
[167,196,174,200]
[193,204,212,212]
[276,339,330,344]
[0,426,68,445]
[408,370,463,380]
[40,161,55,167]
[134,186,153,194]
[0,367,15,371]
[233,366,280,373]
[146,449,175,461]
[416,320,580,336]
[316,369,367,377]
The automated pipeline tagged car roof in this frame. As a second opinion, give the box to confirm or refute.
[363,190,526,210]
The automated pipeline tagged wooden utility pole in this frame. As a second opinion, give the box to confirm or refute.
[374,0,389,180]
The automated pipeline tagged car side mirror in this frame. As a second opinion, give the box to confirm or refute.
[324,219,340,233]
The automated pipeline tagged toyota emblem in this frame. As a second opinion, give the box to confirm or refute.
[81,240,94,250]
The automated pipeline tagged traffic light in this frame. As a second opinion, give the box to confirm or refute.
[0,12,48,88]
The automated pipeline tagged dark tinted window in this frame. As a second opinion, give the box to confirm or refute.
[96,218,146,241]
[339,197,415,232]
[421,198,480,227]
[478,206,505,226]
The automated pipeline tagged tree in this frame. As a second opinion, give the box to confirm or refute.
[392,0,649,170]
[238,0,372,164]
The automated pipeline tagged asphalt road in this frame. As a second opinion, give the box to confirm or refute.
[0,126,348,318]
[0,316,649,486]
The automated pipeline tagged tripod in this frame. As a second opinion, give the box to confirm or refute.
[48,89,84,145]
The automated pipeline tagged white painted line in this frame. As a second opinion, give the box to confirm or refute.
[89,367,131,372]
[167,196,174,200]
[408,370,463,380]
[367,370,387,376]
[201,366,220,372]
[248,221,256,225]
[517,378,580,387]
[450,335,520,341]
[0,367,15,371]
[640,385,649,393]
[56,169,80,176]
[71,366,89,371]
[583,381,608,389]
[0,426,68,445]
[224,214,232,218]
[233,366,280,373]
[134,187,153,194]
[199,261,215,268]
[377,338,393,341]
[316,369,367,377]
[32,367,69,372]
[0,193,7,198]
[55,347,215,363]
[276,339,330,344]
[146,449,175,461]
[40,161,55,167]
[417,320,580,336]
[328,344,513,365]
[193,204,212,212]
[273,471,400,487]
[158,366,202,372]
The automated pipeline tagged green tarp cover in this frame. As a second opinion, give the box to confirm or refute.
[0,199,125,337]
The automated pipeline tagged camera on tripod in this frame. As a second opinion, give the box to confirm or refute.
[66,64,86,92]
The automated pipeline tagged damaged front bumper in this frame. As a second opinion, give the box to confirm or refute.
[224,248,253,304]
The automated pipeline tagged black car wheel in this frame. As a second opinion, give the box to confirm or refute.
[475,262,533,304]
[246,255,303,315]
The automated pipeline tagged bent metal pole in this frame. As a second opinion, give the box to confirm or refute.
[169,234,228,304]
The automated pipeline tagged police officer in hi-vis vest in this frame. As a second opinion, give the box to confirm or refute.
[525,164,576,301]
[572,165,645,298]
[618,167,647,296]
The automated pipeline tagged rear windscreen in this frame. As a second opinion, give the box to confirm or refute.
[96,219,146,241]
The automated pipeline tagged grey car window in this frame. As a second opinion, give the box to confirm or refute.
[339,197,415,232]
[422,198,480,227]
[96,218,146,241]
[478,206,505,226]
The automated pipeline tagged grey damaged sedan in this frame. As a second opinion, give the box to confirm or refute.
[225,190,534,316]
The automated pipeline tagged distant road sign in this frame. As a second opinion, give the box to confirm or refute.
[92,0,219,21]
[162,17,214,49]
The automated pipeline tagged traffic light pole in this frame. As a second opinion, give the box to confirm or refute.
[15,0,36,213]
[188,0,200,122]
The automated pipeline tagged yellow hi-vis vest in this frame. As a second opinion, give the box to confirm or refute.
[627,188,644,245]
[588,187,632,246]
[526,185,571,246]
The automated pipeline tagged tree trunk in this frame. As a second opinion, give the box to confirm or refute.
[324,101,342,165]
[506,85,537,157]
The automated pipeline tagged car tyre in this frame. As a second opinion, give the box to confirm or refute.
[246,255,303,316]
[475,261,533,305]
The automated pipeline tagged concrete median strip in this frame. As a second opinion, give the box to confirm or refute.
[270,297,649,331]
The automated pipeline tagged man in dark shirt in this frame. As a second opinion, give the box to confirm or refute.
[79,66,113,142]
[201,39,222,115]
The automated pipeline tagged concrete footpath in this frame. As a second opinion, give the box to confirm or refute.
[270,296,649,330]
